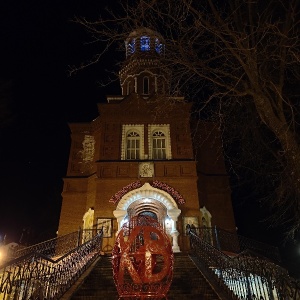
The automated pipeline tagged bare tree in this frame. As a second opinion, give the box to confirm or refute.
[73,0,300,238]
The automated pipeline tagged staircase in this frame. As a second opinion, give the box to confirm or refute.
[68,253,221,300]
[168,254,220,300]
[2,229,298,300]
[69,255,118,300]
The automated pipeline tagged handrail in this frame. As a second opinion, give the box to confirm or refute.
[192,226,281,263]
[12,230,81,260]
[0,228,103,300]
[187,226,300,300]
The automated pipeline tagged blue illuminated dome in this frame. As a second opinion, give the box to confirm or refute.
[120,28,169,97]
[125,28,165,58]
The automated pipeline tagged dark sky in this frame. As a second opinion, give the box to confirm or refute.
[0,0,120,242]
[0,0,299,278]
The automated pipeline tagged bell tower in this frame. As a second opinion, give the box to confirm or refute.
[58,27,236,254]
[119,28,170,97]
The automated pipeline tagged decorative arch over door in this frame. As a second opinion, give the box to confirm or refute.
[113,182,181,252]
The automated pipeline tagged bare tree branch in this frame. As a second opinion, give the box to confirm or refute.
[73,0,300,238]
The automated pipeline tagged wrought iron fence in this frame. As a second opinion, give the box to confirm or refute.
[12,231,80,260]
[193,227,281,263]
[0,229,103,300]
[187,226,300,300]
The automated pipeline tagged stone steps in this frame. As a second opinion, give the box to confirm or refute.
[70,254,221,300]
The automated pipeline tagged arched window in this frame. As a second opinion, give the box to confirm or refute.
[127,81,131,95]
[161,82,165,94]
[140,36,150,51]
[126,131,140,159]
[143,77,149,94]
[155,38,163,54]
[152,131,166,159]
[126,38,136,56]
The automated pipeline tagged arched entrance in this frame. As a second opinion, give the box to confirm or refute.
[113,182,181,252]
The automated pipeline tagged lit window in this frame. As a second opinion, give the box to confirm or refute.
[143,77,149,94]
[148,125,171,160]
[126,131,140,160]
[152,131,166,159]
[127,39,136,56]
[141,36,150,51]
[155,38,163,54]
[122,125,144,160]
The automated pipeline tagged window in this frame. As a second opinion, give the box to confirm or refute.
[126,131,140,159]
[127,81,131,95]
[152,131,166,159]
[141,36,150,51]
[148,125,172,160]
[127,39,136,56]
[155,38,163,54]
[122,125,144,160]
[121,125,170,160]
[143,77,149,94]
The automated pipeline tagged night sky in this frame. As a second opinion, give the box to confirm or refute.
[1,0,299,277]
[1,0,118,242]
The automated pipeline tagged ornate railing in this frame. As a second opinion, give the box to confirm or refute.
[0,229,103,300]
[12,230,80,260]
[192,227,281,263]
[187,226,300,300]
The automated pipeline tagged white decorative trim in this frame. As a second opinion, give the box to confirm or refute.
[148,124,172,159]
[107,96,124,103]
[79,135,95,163]
[134,77,137,93]
[139,162,154,177]
[121,124,145,160]
[116,182,178,211]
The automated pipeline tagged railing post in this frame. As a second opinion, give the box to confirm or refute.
[267,278,275,300]
[214,226,221,251]
[245,272,252,299]
[77,227,81,247]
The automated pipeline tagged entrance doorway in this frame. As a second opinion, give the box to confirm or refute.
[113,182,181,252]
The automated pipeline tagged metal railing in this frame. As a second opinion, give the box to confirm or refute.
[192,227,281,263]
[187,226,300,300]
[0,228,103,300]
[12,230,81,260]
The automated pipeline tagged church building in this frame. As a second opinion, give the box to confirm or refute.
[57,28,236,253]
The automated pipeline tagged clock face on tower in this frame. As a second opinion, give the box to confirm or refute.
[139,162,154,178]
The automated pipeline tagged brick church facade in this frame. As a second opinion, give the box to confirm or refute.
[58,28,236,252]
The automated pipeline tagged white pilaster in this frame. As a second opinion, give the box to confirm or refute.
[113,209,127,235]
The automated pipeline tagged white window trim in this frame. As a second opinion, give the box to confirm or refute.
[127,81,130,95]
[121,125,145,160]
[148,124,172,160]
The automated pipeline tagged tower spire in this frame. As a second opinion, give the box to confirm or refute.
[119,28,169,97]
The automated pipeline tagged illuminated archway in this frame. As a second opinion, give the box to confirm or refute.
[113,182,181,252]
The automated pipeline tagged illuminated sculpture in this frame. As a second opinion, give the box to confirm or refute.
[112,216,174,299]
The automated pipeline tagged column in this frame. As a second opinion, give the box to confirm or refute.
[113,209,127,235]
[167,208,181,252]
